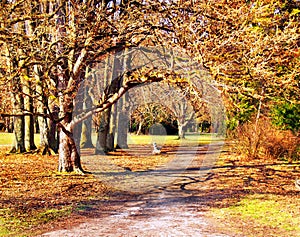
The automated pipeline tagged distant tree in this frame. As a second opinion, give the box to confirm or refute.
[175,0,300,116]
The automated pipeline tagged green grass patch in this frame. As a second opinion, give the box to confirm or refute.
[0,132,221,147]
[0,132,40,146]
[0,208,27,237]
[34,207,72,224]
[0,217,10,237]
[118,133,223,146]
[0,206,72,237]
[127,133,222,145]
[211,194,300,233]
[0,132,14,145]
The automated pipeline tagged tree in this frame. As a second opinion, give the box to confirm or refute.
[3,0,297,171]
[0,0,183,172]
[129,83,195,139]
[173,0,300,116]
[80,73,94,149]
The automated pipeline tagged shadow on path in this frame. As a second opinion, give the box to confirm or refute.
[40,143,232,236]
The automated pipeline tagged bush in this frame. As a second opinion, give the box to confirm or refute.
[230,117,300,161]
[263,130,300,161]
[271,102,300,135]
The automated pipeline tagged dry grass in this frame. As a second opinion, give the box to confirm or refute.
[0,148,110,237]
[1,137,300,237]
[199,148,300,237]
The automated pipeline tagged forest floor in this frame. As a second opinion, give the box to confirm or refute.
[0,141,300,237]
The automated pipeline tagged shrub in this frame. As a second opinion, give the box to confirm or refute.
[230,117,269,159]
[231,117,300,161]
[263,129,300,161]
[271,102,300,135]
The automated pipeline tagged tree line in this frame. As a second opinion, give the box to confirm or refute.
[0,0,299,173]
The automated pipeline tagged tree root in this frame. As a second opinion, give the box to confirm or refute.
[36,146,57,155]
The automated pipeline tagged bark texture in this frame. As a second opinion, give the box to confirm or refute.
[95,110,111,154]
[58,112,84,174]
[80,83,94,148]
[10,80,26,153]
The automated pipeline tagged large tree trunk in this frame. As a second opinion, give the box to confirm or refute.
[95,109,111,154]
[23,7,37,152]
[34,65,57,155]
[49,107,59,152]
[95,51,121,153]
[106,51,122,151]
[81,118,94,148]
[38,116,52,154]
[56,87,84,173]
[116,94,129,149]
[116,110,129,148]
[116,48,130,148]
[58,120,84,173]
[107,103,117,151]
[24,80,37,151]
[95,54,111,154]
[80,80,94,148]
[177,119,186,140]
[10,81,26,153]
[73,84,84,155]
[11,116,25,153]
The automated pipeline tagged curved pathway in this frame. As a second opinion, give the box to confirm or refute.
[40,143,231,237]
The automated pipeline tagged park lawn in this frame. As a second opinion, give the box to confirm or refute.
[209,194,300,236]
[0,135,299,237]
[201,151,300,237]
[126,133,220,145]
[0,132,15,145]
[0,132,219,147]
[0,148,112,237]
[0,132,40,147]
[92,132,220,147]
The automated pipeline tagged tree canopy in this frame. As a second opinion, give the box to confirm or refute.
[0,0,299,171]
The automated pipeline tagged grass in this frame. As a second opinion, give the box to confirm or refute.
[0,132,14,145]
[210,194,300,236]
[126,133,221,145]
[1,132,299,236]
[0,216,10,237]
[0,206,72,237]
[0,132,40,146]
[0,132,222,147]
[92,132,222,147]
[202,149,300,237]
[35,207,72,224]
[0,150,110,237]
[0,207,72,237]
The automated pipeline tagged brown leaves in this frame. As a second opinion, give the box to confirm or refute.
[0,150,109,235]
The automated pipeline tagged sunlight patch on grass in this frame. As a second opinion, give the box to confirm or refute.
[0,208,24,237]
[0,206,72,237]
[90,133,219,147]
[211,194,300,233]
[34,207,72,224]
[126,133,220,146]
[0,132,14,145]
[0,218,10,237]
[0,132,40,146]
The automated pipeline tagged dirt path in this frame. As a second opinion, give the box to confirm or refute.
[40,143,231,237]
[40,194,229,236]
[40,189,230,237]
